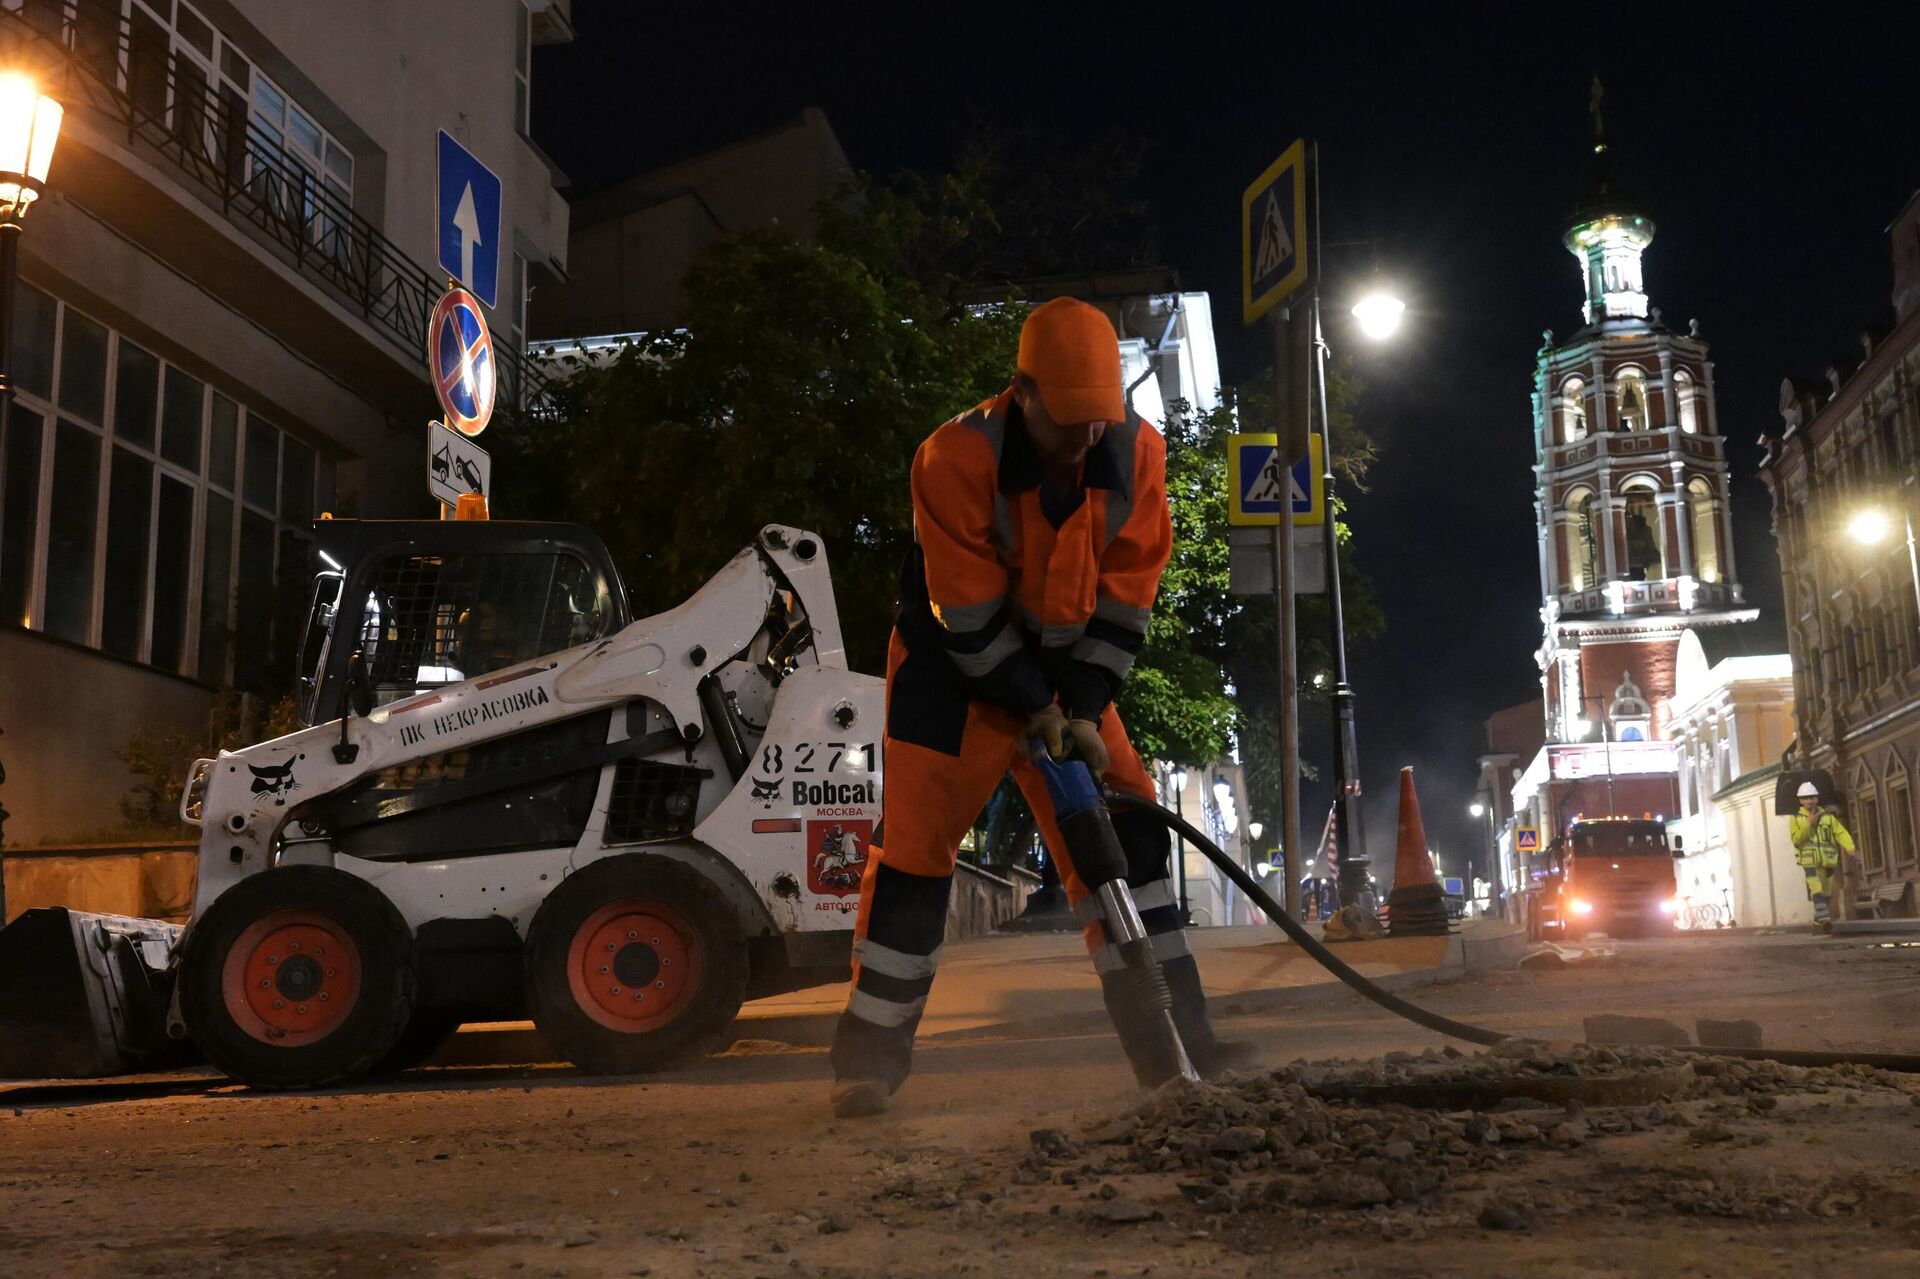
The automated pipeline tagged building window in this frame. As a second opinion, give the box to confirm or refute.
[1618,370,1649,431]
[1675,368,1698,433]
[1621,481,1665,580]
[508,251,528,345]
[1888,765,1916,871]
[1566,488,1597,591]
[1859,783,1885,876]
[5,0,356,252]
[1687,477,1719,583]
[513,1,532,135]
[0,282,332,686]
[1561,377,1587,443]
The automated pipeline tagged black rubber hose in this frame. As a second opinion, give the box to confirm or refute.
[1108,791,1505,1047]
[1109,790,1920,1074]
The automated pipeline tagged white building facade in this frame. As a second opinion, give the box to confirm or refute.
[1664,629,1805,927]
[0,1,571,845]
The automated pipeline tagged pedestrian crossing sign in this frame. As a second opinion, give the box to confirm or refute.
[1516,827,1541,854]
[1227,432,1324,527]
[1242,138,1310,325]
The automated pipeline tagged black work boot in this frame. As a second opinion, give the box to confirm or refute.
[1162,953,1258,1079]
[828,1011,913,1117]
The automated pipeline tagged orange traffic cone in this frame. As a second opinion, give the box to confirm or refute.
[1386,766,1452,937]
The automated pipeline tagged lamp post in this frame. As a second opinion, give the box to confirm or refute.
[1307,178,1403,912]
[0,73,62,402]
[1167,766,1191,923]
[0,75,55,928]
[1572,694,1618,818]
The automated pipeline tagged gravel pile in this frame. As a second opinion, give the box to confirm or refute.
[1003,1040,1920,1223]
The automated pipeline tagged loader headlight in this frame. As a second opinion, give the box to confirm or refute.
[1569,898,1595,916]
[180,758,215,826]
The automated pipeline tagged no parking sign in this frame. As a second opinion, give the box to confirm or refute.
[428,286,496,436]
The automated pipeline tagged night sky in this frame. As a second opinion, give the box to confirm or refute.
[533,4,1918,881]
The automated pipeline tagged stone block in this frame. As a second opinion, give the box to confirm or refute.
[1695,1018,1764,1049]
[1582,1013,1691,1046]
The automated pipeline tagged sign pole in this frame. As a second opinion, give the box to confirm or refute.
[1307,142,1375,913]
[1271,305,1302,921]
[1241,136,1313,919]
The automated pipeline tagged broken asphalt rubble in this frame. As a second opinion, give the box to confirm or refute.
[995,1040,1920,1231]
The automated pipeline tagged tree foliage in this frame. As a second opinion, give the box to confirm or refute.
[497,186,1023,674]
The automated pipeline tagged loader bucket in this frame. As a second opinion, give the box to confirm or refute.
[0,909,188,1079]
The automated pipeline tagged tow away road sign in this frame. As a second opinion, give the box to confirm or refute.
[437,130,502,307]
[429,419,491,509]
[428,286,496,436]
[1227,432,1324,527]
[1241,138,1309,325]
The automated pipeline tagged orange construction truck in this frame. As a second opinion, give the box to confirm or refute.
[1525,817,1683,941]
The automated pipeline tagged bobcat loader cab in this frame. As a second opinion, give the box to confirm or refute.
[0,520,882,1089]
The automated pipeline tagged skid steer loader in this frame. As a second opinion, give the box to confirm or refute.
[0,520,881,1088]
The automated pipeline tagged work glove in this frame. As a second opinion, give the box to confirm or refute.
[1066,718,1109,778]
[1025,703,1068,761]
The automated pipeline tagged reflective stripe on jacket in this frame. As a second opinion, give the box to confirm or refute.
[896,388,1172,720]
[1789,809,1854,869]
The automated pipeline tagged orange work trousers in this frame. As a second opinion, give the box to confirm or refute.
[830,632,1185,1088]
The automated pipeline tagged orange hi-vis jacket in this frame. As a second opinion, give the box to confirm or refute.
[895,388,1172,722]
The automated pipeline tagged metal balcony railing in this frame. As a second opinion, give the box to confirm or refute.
[0,3,547,423]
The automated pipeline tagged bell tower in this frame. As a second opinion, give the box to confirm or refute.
[1531,80,1755,747]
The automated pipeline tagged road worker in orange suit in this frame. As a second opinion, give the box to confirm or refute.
[829,298,1252,1118]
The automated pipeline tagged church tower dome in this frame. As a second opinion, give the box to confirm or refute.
[1563,76,1656,327]
[1530,79,1756,746]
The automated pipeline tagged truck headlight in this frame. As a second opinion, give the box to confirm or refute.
[1569,898,1594,916]
[1658,898,1681,915]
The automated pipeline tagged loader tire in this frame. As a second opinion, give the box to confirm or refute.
[526,853,747,1075]
[179,866,415,1090]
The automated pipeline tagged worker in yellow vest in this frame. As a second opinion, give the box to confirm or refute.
[1789,782,1855,924]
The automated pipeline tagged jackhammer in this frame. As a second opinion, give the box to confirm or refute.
[1027,747,1200,1087]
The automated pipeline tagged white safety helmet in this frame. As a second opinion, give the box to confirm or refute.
[1796,781,1820,799]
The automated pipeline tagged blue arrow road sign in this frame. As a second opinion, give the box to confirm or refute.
[437,130,502,307]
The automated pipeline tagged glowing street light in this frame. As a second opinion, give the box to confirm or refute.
[1847,492,1920,638]
[1468,801,1486,818]
[1350,290,1406,341]
[0,73,62,403]
[1848,508,1893,546]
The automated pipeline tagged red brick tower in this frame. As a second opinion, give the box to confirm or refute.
[1532,88,1755,762]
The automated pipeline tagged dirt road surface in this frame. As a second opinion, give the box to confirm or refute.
[4,931,1919,1278]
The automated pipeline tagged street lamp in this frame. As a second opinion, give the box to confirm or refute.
[0,73,62,402]
[1350,290,1406,341]
[1846,489,1920,628]
[1468,801,1486,818]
